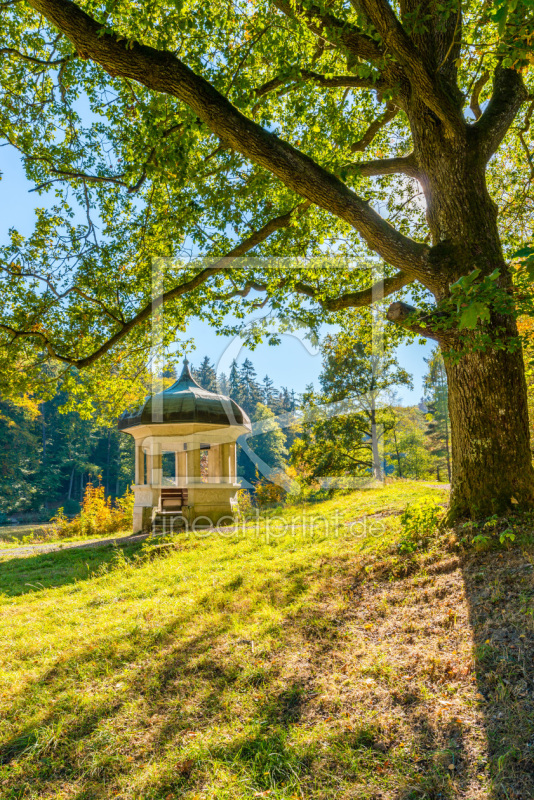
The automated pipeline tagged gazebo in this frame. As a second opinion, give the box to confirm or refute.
[118,360,251,532]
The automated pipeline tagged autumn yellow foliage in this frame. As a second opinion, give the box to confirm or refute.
[51,479,134,539]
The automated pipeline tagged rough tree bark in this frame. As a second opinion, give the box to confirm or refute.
[401,65,534,517]
[446,344,533,516]
[12,0,534,519]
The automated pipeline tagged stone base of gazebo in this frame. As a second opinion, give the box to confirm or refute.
[132,483,240,532]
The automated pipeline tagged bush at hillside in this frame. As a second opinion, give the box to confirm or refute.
[51,480,134,539]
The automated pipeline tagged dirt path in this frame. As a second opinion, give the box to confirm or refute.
[0,531,149,560]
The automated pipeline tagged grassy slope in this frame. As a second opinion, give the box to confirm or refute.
[1,481,533,800]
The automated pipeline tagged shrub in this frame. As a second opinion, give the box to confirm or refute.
[51,479,134,539]
[399,498,442,553]
[236,488,254,513]
[254,478,286,507]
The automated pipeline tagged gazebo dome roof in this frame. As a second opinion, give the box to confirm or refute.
[118,360,250,431]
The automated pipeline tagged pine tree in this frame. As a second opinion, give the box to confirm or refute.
[238,358,262,414]
[217,371,229,396]
[0,388,134,518]
[228,360,243,404]
[276,387,295,414]
[261,375,276,407]
[194,356,218,391]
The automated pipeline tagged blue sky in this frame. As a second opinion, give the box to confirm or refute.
[184,316,433,403]
[1,146,434,404]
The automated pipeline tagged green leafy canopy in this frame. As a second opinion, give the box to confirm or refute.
[0,0,533,412]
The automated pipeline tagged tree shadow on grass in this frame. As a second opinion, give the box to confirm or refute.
[3,539,533,799]
[461,545,534,800]
[0,620,236,799]
[0,546,457,799]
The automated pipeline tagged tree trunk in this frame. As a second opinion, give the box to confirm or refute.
[391,426,403,478]
[105,429,111,496]
[444,411,451,484]
[41,403,46,467]
[408,116,534,518]
[370,399,383,481]
[445,342,534,518]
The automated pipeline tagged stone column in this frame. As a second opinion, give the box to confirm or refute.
[207,445,220,484]
[229,442,237,484]
[175,448,187,487]
[135,444,145,485]
[186,444,201,484]
[151,442,162,486]
[145,450,152,486]
[220,442,230,484]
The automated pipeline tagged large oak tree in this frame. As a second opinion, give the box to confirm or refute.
[1,0,533,518]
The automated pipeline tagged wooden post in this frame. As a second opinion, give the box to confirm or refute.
[145,450,152,486]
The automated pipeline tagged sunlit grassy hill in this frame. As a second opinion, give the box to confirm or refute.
[1,481,533,800]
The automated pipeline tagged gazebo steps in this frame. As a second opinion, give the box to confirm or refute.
[151,513,187,535]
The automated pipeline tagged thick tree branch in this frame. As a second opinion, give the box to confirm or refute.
[25,0,430,279]
[472,66,529,162]
[298,269,412,311]
[223,269,412,311]
[254,69,385,101]
[357,0,464,138]
[342,153,420,178]
[272,0,386,66]
[469,70,489,121]
[350,103,398,152]
[252,70,387,113]
[519,99,534,181]
[0,203,309,369]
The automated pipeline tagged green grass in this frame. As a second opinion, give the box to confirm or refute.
[0,523,132,548]
[2,480,532,799]
[0,524,54,544]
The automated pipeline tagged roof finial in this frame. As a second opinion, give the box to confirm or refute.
[183,357,189,366]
